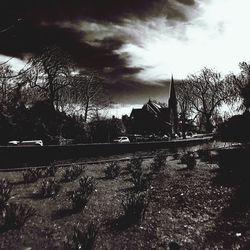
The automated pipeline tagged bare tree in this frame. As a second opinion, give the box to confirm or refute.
[185,68,234,132]
[30,47,75,110]
[63,71,111,122]
[0,63,32,111]
[0,64,13,110]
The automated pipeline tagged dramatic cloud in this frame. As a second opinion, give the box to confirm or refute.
[0,0,249,110]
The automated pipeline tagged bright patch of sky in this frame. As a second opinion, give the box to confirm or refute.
[116,0,250,80]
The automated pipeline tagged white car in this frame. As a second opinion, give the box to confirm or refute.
[20,140,43,146]
[8,140,43,146]
[113,136,130,143]
[8,140,20,146]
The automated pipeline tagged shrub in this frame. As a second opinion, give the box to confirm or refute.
[151,151,167,172]
[0,203,35,230]
[61,164,83,182]
[65,222,98,250]
[70,177,95,212]
[131,171,150,192]
[36,178,60,198]
[127,156,150,191]
[42,164,57,177]
[121,192,149,225]
[127,156,143,173]
[0,179,12,209]
[104,161,120,179]
[180,152,196,169]
[23,168,40,183]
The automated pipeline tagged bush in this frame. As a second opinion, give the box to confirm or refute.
[23,168,41,183]
[0,203,35,230]
[121,192,149,225]
[127,156,143,173]
[41,164,57,177]
[127,156,150,191]
[151,151,167,172]
[104,161,120,179]
[70,177,95,212]
[180,152,196,169]
[65,222,98,250]
[131,171,150,192]
[0,179,12,209]
[36,178,60,198]
[61,164,83,182]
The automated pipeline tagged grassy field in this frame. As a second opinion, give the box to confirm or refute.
[0,148,249,249]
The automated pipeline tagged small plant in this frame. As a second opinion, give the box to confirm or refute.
[65,222,98,250]
[0,179,12,209]
[42,164,58,177]
[0,203,35,230]
[127,156,143,173]
[23,168,40,183]
[121,192,149,225]
[104,161,120,179]
[79,176,95,193]
[131,171,150,192]
[180,151,196,169]
[70,177,95,212]
[36,178,60,198]
[61,164,83,182]
[150,151,167,172]
[127,156,150,191]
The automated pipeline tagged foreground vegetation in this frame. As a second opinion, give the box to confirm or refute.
[0,148,249,249]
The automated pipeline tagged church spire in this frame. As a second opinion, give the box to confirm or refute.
[168,75,178,134]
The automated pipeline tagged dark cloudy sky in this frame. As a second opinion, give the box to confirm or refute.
[0,0,249,114]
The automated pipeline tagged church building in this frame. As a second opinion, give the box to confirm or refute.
[126,77,178,135]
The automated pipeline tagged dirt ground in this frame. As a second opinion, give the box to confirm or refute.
[0,148,250,249]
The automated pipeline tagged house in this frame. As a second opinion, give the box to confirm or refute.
[126,76,178,135]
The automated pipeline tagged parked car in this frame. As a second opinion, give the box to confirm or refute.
[162,134,170,141]
[8,140,20,146]
[20,140,43,146]
[8,140,43,146]
[113,136,130,143]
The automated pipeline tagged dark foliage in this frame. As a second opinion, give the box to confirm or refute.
[127,155,150,191]
[65,222,98,250]
[150,151,167,172]
[120,192,149,226]
[0,203,35,231]
[0,179,12,209]
[41,164,58,177]
[36,178,60,198]
[61,164,83,182]
[104,161,120,179]
[217,147,250,175]
[89,118,125,143]
[70,176,95,212]
[0,100,88,145]
[131,171,151,192]
[216,112,250,142]
[23,168,41,183]
[198,149,213,163]
[180,152,196,169]
[127,156,143,173]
